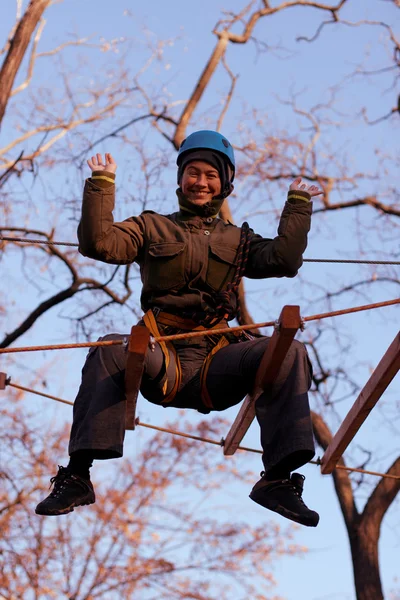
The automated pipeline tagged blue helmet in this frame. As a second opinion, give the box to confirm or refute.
[177,130,235,179]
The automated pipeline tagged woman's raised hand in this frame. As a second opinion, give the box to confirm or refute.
[289,177,323,198]
[87,153,117,174]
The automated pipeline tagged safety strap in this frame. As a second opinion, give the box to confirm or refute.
[143,310,181,404]
[143,309,236,409]
[154,312,209,331]
[200,335,230,409]
[150,311,234,410]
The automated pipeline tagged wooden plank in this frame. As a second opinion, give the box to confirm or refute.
[125,325,150,431]
[0,372,7,390]
[321,331,400,474]
[223,305,301,456]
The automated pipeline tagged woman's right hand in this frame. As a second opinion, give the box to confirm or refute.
[87,153,117,173]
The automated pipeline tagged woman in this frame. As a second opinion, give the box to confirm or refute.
[36,130,323,526]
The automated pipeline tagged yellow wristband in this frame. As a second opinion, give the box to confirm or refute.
[288,193,311,202]
[91,175,115,184]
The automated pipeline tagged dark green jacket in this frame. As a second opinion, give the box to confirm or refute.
[78,176,312,314]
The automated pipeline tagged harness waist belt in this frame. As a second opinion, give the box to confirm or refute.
[151,309,228,332]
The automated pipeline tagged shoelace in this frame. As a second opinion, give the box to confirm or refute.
[260,470,306,503]
[292,486,307,506]
[48,467,72,497]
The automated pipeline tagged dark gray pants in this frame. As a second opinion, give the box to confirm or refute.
[69,335,315,472]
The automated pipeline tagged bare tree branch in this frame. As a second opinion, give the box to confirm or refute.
[216,56,238,132]
[0,229,134,347]
[0,86,134,170]
[9,17,46,97]
[0,0,52,127]
[0,281,81,348]
[314,195,400,217]
[362,456,400,526]
[173,34,229,148]
[0,150,24,186]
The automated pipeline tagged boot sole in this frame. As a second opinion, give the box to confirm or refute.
[249,489,319,527]
[35,495,95,516]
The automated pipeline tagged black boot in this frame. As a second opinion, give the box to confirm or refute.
[249,472,319,527]
[35,466,95,516]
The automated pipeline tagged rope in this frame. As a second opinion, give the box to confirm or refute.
[158,298,400,343]
[1,236,78,247]
[305,258,400,265]
[138,421,400,481]
[2,236,400,265]
[200,222,251,325]
[301,297,400,325]
[1,378,398,480]
[0,338,126,354]
[7,381,74,407]
[136,418,224,448]
[1,297,399,354]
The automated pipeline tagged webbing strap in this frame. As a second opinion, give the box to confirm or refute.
[143,310,181,403]
[155,310,228,331]
[143,310,233,408]
[200,335,230,409]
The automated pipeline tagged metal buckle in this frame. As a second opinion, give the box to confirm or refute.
[152,307,161,317]
[149,335,156,352]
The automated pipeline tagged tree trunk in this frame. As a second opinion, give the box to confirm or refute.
[350,520,384,600]
[0,0,51,127]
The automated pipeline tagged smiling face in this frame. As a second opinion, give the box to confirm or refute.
[181,160,222,205]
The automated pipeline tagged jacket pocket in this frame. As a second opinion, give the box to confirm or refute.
[206,242,237,291]
[145,242,186,290]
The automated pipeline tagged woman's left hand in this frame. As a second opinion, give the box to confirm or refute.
[290,177,323,198]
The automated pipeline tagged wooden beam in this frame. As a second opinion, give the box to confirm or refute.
[125,325,150,431]
[321,331,400,474]
[0,372,7,390]
[223,305,301,456]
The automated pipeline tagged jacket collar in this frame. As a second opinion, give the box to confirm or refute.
[175,188,224,219]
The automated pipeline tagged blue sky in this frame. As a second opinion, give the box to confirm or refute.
[1,1,400,599]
